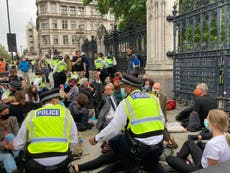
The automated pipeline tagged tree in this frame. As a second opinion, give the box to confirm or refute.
[83,0,146,30]
[0,44,10,61]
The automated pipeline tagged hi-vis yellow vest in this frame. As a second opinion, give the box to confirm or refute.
[94,57,103,69]
[26,105,71,155]
[123,90,164,138]
[105,56,113,67]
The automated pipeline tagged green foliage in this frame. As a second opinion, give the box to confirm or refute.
[82,0,146,30]
[0,44,10,61]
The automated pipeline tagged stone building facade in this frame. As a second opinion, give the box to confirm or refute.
[26,21,39,55]
[36,0,114,57]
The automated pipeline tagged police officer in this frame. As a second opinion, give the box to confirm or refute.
[7,88,78,173]
[88,73,166,173]
[53,56,67,88]
[105,51,117,78]
[94,53,108,83]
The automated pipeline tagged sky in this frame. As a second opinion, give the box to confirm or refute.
[0,0,36,54]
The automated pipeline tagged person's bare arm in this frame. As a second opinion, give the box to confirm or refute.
[208,158,218,166]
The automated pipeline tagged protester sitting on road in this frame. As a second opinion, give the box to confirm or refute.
[68,93,93,131]
[9,90,42,126]
[25,85,40,103]
[166,109,230,173]
[0,103,19,173]
[1,81,22,104]
[8,69,23,82]
[142,78,154,93]
[151,82,178,149]
[187,83,217,131]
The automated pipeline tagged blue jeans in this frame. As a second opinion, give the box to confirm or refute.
[0,133,19,173]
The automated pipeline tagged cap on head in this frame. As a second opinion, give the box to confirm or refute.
[119,73,142,87]
[0,103,9,112]
[39,88,60,102]
[9,81,22,90]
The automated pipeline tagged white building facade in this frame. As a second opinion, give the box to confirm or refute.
[36,0,114,57]
[26,21,39,55]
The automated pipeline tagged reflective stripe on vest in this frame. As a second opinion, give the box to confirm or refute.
[94,58,103,69]
[26,105,71,155]
[123,90,164,138]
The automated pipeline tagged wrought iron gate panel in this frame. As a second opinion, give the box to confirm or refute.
[104,26,147,73]
[170,0,230,109]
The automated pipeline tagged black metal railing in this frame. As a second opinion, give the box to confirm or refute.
[169,0,230,111]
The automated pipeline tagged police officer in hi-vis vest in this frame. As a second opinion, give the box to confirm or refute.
[88,73,166,173]
[7,88,78,173]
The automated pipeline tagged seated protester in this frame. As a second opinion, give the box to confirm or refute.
[96,83,117,131]
[187,83,218,131]
[113,78,122,104]
[60,78,79,107]
[68,93,93,131]
[152,82,178,149]
[78,78,95,118]
[8,69,23,82]
[142,78,154,93]
[1,81,22,104]
[21,79,28,92]
[25,85,40,103]
[31,71,48,95]
[166,109,230,173]
[6,88,78,173]
[9,90,42,126]
[0,103,19,173]
[90,71,104,118]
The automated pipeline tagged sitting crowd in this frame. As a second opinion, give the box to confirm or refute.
[0,53,230,173]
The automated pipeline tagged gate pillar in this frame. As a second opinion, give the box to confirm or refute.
[145,0,175,97]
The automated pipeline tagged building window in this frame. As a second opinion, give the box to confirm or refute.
[69,7,76,16]
[72,35,78,45]
[63,35,68,45]
[78,7,84,15]
[62,20,68,29]
[91,22,99,30]
[40,4,47,14]
[50,3,57,13]
[52,19,58,29]
[42,35,50,45]
[79,23,85,30]
[60,6,67,15]
[71,21,77,30]
[41,20,49,29]
[53,35,59,45]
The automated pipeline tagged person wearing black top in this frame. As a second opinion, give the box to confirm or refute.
[72,50,86,78]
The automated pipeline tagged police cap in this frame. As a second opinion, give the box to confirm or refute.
[119,73,142,87]
[9,81,22,90]
[40,88,60,102]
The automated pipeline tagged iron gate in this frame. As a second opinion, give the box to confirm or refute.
[104,25,147,74]
[169,0,230,111]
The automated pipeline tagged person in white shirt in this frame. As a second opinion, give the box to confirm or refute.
[167,109,230,173]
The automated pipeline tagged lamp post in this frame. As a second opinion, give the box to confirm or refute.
[6,0,14,60]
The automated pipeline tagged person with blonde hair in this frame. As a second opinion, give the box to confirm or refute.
[167,109,230,173]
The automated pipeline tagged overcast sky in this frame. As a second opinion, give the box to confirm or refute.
[0,0,36,54]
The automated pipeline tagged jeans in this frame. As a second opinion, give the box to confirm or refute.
[166,140,203,173]
[0,133,19,173]
[109,134,166,173]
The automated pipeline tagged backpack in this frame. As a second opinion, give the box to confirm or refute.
[166,99,176,110]
[136,55,144,67]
